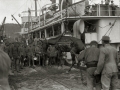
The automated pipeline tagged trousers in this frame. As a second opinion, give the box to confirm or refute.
[101,72,118,90]
[87,67,101,90]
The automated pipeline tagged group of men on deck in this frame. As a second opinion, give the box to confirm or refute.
[78,36,120,90]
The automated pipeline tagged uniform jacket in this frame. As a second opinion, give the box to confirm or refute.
[18,46,25,56]
[26,45,34,56]
[34,46,40,54]
[78,47,100,63]
[47,46,57,57]
[96,44,119,74]
[11,43,19,58]
[8,44,14,58]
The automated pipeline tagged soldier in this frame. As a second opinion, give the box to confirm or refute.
[78,41,101,90]
[0,42,6,51]
[47,45,57,66]
[11,42,20,73]
[19,44,25,69]
[94,36,119,90]
[8,43,14,72]
[34,44,41,65]
[26,44,34,67]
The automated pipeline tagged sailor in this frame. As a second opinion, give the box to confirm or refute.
[78,40,101,90]
[94,36,119,90]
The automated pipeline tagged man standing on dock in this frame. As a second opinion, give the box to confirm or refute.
[94,36,119,90]
[78,41,101,90]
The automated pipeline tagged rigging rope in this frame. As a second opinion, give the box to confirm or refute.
[13,0,28,15]
[98,19,117,43]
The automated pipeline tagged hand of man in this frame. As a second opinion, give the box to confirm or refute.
[94,70,99,76]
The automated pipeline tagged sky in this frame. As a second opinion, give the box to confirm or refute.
[0,0,51,24]
[0,0,119,24]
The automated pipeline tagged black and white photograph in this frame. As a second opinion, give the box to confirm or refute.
[0,0,120,90]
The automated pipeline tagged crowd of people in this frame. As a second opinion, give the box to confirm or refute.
[0,35,120,90]
[0,37,67,73]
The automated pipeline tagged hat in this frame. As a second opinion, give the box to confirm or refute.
[102,36,110,41]
[90,41,98,46]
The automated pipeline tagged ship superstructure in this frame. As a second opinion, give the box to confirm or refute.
[21,0,120,51]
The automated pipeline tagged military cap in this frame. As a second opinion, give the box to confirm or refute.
[102,36,110,41]
[90,40,98,46]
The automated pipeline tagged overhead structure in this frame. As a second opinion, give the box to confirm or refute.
[11,15,21,28]
[0,17,6,41]
[35,0,38,17]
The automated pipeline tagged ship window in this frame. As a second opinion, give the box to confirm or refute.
[41,30,45,38]
[46,27,53,37]
[35,31,40,38]
[84,20,97,33]
[54,25,61,36]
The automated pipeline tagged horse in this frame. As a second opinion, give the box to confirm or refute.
[38,39,49,66]
[0,49,11,90]
[67,41,85,73]
[47,35,85,69]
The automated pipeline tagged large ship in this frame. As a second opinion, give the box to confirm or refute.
[21,0,120,53]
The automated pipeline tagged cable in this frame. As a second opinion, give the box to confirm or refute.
[38,0,42,9]
[30,0,33,10]
[84,21,110,28]
[98,19,117,42]
[13,0,28,15]
[108,19,117,36]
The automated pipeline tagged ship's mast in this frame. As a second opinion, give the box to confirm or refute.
[35,0,37,17]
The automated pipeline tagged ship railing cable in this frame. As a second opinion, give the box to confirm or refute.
[108,19,117,36]
[13,0,28,15]
[98,19,117,43]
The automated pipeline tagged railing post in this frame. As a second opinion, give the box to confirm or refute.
[61,0,64,19]
[99,4,100,16]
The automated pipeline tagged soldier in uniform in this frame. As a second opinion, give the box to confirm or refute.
[94,36,119,90]
[19,44,25,69]
[26,44,34,67]
[11,42,20,73]
[0,42,6,51]
[47,45,57,66]
[78,41,101,90]
[34,44,41,66]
